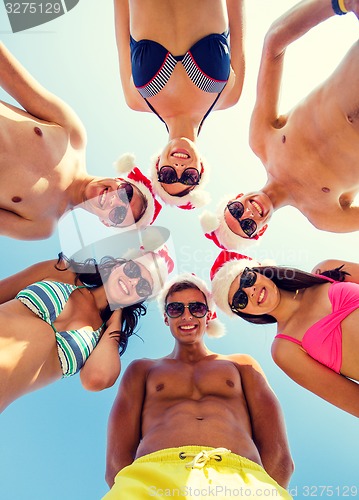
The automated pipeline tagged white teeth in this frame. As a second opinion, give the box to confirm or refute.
[100,189,107,207]
[258,289,265,304]
[251,201,263,216]
[180,325,195,330]
[172,152,189,159]
[118,279,129,295]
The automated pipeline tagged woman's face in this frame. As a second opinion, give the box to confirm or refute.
[228,269,280,316]
[157,138,202,196]
[104,261,154,307]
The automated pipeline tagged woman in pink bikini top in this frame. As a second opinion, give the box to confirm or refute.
[210,251,359,418]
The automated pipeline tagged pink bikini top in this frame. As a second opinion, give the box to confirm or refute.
[275,281,359,374]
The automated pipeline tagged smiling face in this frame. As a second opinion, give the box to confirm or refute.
[157,138,202,196]
[104,260,154,307]
[228,269,280,316]
[164,287,209,342]
[224,192,273,238]
[83,178,146,227]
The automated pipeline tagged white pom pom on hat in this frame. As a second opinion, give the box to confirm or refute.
[157,272,225,338]
[114,153,162,227]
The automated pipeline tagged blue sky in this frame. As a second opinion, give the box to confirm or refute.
[0,1,358,499]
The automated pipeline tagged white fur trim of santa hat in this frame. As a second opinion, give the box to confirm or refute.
[200,195,262,251]
[149,154,211,209]
[114,153,157,228]
[157,273,225,338]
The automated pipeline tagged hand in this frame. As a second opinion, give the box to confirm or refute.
[345,0,359,18]
[106,308,123,331]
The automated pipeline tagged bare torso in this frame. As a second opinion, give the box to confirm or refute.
[128,0,239,120]
[265,41,359,230]
[135,354,262,466]
[0,101,86,237]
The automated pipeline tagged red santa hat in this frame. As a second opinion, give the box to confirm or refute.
[210,251,261,316]
[125,245,175,299]
[200,195,268,251]
[149,155,211,210]
[157,273,225,338]
[114,154,162,228]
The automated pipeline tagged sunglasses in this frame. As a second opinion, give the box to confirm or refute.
[230,267,257,312]
[165,301,208,318]
[227,201,258,238]
[123,260,152,298]
[157,166,200,186]
[108,183,134,226]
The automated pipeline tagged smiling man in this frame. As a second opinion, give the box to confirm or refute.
[0,43,157,240]
[103,274,294,499]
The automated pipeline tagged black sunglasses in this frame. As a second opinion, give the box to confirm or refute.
[108,183,134,226]
[165,301,208,318]
[227,201,257,238]
[123,260,152,298]
[157,166,200,186]
[230,267,257,312]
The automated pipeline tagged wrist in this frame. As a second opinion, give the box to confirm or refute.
[331,0,348,15]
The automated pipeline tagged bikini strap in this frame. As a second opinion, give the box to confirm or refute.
[274,333,302,346]
[144,98,169,132]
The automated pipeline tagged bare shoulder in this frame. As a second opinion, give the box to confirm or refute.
[123,357,165,378]
[225,352,263,369]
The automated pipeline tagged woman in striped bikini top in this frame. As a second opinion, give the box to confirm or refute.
[114,0,245,210]
[0,249,172,413]
[210,252,359,418]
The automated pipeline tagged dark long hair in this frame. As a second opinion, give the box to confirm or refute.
[234,265,349,325]
[55,253,147,355]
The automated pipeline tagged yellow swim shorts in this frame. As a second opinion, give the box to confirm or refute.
[102,445,293,499]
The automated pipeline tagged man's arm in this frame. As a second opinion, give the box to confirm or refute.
[0,42,86,146]
[308,204,359,233]
[113,0,148,111]
[272,340,359,418]
[105,358,150,487]
[0,209,55,241]
[234,354,294,488]
[249,0,335,156]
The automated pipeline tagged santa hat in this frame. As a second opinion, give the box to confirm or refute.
[200,195,268,251]
[125,245,175,299]
[114,154,162,228]
[149,154,211,209]
[210,251,260,316]
[157,273,225,338]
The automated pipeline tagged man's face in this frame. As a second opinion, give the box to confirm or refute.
[224,192,273,238]
[83,178,146,227]
[156,138,202,197]
[164,287,209,342]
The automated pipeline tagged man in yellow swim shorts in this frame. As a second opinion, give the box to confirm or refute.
[103,274,294,499]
